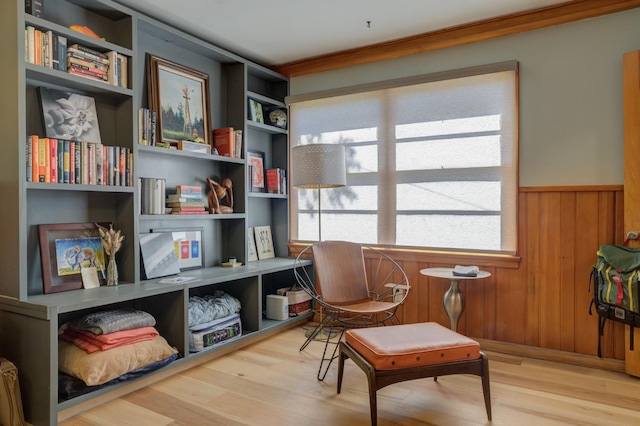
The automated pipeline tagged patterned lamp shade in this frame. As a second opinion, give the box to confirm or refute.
[291,144,346,189]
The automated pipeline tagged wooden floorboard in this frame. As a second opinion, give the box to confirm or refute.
[59,325,640,425]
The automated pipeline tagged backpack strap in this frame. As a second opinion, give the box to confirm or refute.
[598,315,607,358]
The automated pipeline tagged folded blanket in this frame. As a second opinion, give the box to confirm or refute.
[59,326,159,353]
[452,265,480,277]
[67,309,156,335]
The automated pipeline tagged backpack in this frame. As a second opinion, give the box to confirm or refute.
[589,244,640,357]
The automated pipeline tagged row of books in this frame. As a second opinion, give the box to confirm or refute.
[213,127,243,158]
[138,108,157,146]
[166,185,207,214]
[26,135,133,186]
[24,26,128,88]
[266,168,287,194]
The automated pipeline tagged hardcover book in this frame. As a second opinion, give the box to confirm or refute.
[213,127,234,157]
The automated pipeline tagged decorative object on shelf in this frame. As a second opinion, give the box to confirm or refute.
[152,227,204,271]
[247,150,265,192]
[177,139,211,154]
[139,232,181,279]
[248,99,264,123]
[147,53,211,147]
[25,0,43,17]
[206,177,233,214]
[139,177,166,215]
[97,223,124,286]
[38,222,109,294]
[221,261,242,268]
[247,227,258,262]
[69,24,105,40]
[37,87,102,144]
[292,143,346,241]
[254,225,275,260]
[263,106,287,129]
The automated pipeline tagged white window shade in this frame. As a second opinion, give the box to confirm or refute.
[289,62,518,254]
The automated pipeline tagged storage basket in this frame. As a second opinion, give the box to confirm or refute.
[277,286,312,316]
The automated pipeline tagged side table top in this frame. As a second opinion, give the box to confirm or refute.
[420,267,491,280]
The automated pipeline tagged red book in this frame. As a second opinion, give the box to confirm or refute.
[213,127,234,157]
[171,210,207,215]
[266,168,280,193]
[31,135,39,183]
[171,206,206,212]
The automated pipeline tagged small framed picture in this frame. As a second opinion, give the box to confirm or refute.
[248,99,264,124]
[254,225,275,260]
[38,222,110,294]
[152,227,204,271]
[37,87,102,144]
[247,150,266,192]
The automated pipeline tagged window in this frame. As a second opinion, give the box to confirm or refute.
[288,62,518,254]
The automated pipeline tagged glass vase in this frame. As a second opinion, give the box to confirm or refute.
[107,255,119,286]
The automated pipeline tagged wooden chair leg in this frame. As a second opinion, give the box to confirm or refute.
[480,352,492,420]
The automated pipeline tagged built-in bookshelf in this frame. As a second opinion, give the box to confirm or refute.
[0,1,308,425]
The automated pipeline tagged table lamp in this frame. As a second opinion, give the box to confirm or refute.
[291,143,346,241]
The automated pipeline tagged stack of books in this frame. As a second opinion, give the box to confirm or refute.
[67,44,109,83]
[167,185,206,214]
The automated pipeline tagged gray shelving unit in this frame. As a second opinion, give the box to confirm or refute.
[0,1,309,425]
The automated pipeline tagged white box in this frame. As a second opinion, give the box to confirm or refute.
[266,294,288,320]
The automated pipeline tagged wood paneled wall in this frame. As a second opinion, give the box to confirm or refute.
[290,185,626,360]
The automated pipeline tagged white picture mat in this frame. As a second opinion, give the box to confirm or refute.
[254,226,275,260]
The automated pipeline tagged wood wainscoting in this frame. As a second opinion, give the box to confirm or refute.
[289,185,626,367]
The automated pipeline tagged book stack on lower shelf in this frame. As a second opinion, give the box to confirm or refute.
[167,185,207,214]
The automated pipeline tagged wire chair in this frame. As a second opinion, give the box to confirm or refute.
[294,241,410,381]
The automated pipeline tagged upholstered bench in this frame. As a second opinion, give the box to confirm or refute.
[337,322,491,425]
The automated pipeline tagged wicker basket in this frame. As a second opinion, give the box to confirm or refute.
[277,286,312,316]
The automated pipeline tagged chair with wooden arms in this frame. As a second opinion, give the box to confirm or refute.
[294,241,410,381]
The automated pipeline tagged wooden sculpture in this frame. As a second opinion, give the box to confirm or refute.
[207,177,233,214]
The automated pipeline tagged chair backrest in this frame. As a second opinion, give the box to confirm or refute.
[311,241,370,305]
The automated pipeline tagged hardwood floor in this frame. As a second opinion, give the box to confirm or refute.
[59,325,640,425]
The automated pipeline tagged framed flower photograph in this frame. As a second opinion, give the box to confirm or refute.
[38,222,110,294]
[247,150,265,192]
[37,87,102,144]
[147,54,211,147]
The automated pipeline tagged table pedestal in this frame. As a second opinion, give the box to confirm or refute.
[443,278,464,331]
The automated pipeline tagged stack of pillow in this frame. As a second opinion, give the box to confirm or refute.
[58,308,178,401]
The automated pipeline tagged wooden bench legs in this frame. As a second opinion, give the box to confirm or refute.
[337,341,492,425]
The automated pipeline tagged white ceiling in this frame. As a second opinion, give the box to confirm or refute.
[115,0,568,67]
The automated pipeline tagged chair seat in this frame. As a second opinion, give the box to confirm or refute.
[331,300,398,313]
[345,322,481,370]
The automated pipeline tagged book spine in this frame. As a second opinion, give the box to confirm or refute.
[63,140,70,184]
[119,147,126,186]
[38,137,46,182]
[45,30,53,68]
[113,146,120,186]
[103,145,108,186]
[45,138,52,183]
[26,26,35,64]
[86,143,93,185]
[126,148,133,186]
[96,143,103,186]
[108,146,115,186]
[57,138,63,183]
[118,54,128,88]
[69,43,108,59]
[31,135,39,183]
[74,142,81,184]
[34,29,41,65]
[26,136,32,182]
[51,33,59,70]
[213,127,234,157]
[150,110,157,146]
[81,142,88,185]
[58,36,67,70]
[68,141,74,184]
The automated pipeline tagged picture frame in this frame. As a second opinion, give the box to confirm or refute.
[38,222,109,294]
[177,140,211,154]
[152,227,204,271]
[37,87,102,144]
[254,225,275,260]
[147,54,211,147]
[248,98,264,124]
[139,232,181,280]
[247,150,265,192]
[247,227,258,262]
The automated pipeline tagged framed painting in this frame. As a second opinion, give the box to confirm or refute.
[38,222,109,294]
[152,227,204,271]
[247,150,265,192]
[37,87,102,144]
[147,54,211,147]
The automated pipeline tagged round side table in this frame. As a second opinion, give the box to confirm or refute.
[420,267,491,331]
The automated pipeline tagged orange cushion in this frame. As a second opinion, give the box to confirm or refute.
[345,322,481,370]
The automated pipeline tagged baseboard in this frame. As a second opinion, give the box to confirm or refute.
[475,338,625,373]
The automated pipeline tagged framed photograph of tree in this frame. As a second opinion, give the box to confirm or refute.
[147,54,211,147]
